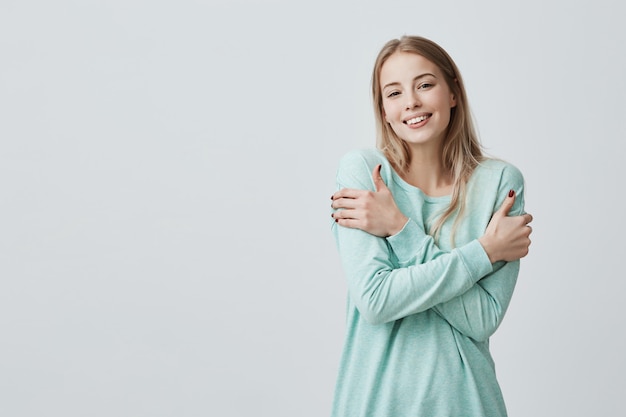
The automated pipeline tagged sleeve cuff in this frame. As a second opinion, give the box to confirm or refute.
[457,239,494,282]
[386,219,429,263]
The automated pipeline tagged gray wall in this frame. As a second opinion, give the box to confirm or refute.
[1,1,623,416]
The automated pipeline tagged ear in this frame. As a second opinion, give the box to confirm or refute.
[450,79,459,108]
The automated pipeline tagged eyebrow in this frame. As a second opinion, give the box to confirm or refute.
[382,73,437,91]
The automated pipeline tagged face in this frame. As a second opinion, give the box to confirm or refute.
[379,52,456,147]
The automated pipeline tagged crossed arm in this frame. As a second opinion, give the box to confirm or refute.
[331,163,533,341]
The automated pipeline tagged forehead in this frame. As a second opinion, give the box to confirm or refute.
[380,52,441,85]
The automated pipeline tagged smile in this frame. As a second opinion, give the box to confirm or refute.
[404,114,431,125]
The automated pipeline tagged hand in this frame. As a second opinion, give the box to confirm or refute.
[331,164,409,237]
[478,190,533,263]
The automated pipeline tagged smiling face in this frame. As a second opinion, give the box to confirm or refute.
[380,52,457,148]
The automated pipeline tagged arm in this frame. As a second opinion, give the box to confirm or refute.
[332,160,531,264]
[360,162,529,340]
[334,214,493,325]
[430,171,528,341]
[383,197,523,341]
[331,152,532,333]
[431,261,519,341]
[331,151,493,325]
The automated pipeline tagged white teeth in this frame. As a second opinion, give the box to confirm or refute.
[407,115,429,125]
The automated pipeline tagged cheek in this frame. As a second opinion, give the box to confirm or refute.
[440,105,452,124]
[382,103,396,123]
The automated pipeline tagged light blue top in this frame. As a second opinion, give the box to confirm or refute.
[330,148,526,417]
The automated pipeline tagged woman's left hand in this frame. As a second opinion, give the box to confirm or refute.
[331,164,409,237]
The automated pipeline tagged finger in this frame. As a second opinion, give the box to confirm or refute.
[331,197,359,210]
[334,217,362,229]
[371,164,387,193]
[331,207,359,220]
[496,189,516,217]
[331,188,368,200]
[524,213,533,224]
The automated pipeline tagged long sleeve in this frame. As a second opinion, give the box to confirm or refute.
[386,162,526,341]
[430,261,519,341]
[385,220,516,341]
[329,150,522,417]
[332,151,493,325]
[430,172,526,341]
[334,225,493,325]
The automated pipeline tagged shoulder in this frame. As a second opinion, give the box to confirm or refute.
[473,158,526,215]
[474,158,524,186]
[335,148,390,190]
[337,148,387,170]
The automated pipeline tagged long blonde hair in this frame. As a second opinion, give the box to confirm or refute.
[372,35,485,244]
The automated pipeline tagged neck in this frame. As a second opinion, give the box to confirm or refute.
[402,143,453,197]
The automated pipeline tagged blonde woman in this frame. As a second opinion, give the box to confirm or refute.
[329,36,533,416]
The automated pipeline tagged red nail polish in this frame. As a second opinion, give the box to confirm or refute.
[508,189,514,198]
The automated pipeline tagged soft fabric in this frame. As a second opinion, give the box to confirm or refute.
[330,148,525,417]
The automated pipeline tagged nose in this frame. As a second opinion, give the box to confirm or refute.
[405,91,420,110]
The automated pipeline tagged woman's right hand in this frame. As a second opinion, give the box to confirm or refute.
[478,190,533,263]
[330,164,409,237]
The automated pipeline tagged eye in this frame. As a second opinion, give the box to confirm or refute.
[418,82,433,90]
[386,91,401,98]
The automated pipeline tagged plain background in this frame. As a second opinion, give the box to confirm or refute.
[1,1,624,416]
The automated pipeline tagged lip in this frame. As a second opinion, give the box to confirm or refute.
[403,112,431,122]
[403,113,432,127]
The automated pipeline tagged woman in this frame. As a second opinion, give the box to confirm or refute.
[329,36,533,416]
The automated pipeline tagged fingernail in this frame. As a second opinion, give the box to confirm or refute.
[508,189,514,198]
